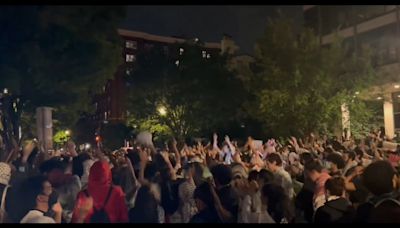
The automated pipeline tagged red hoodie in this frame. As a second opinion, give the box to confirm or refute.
[71,161,129,223]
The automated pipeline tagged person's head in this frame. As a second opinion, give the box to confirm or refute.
[261,183,293,223]
[185,162,204,186]
[231,163,248,180]
[300,152,314,165]
[248,170,259,182]
[130,184,159,223]
[266,153,282,172]
[325,177,345,198]
[72,152,91,178]
[0,162,11,186]
[21,175,52,213]
[88,160,112,193]
[210,164,232,188]
[326,153,345,174]
[362,160,397,196]
[193,182,215,212]
[144,162,160,183]
[258,169,274,186]
[355,147,364,160]
[39,157,66,175]
[343,150,356,163]
[304,160,323,182]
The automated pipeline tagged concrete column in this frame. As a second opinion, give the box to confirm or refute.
[341,103,351,140]
[36,107,53,152]
[384,100,395,139]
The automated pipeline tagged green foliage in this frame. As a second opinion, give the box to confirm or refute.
[242,16,375,138]
[0,6,126,149]
[126,41,246,139]
[53,130,70,146]
[0,7,125,117]
[349,99,383,139]
[127,116,173,144]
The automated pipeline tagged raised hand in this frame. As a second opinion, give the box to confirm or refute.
[213,133,218,141]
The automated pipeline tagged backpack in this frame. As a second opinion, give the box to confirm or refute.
[84,186,113,223]
[0,186,9,223]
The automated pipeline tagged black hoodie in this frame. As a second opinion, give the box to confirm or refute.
[314,198,355,223]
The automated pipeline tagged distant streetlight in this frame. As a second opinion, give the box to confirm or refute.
[3,88,8,94]
[395,84,400,89]
[65,130,71,136]
[355,91,360,95]
[377,96,383,100]
[158,106,167,116]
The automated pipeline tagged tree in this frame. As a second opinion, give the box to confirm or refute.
[241,16,375,138]
[126,41,246,141]
[0,6,126,153]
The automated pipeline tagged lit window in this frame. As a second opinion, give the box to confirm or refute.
[104,112,108,119]
[103,86,106,92]
[195,38,199,42]
[126,54,136,62]
[175,60,180,66]
[126,69,131,75]
[206,54,211,59]
[179,48,184,55]
[202,51,207,58]
[126,40,137,49]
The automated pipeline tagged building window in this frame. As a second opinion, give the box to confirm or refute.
[104,112,108,120]
[126,69,131,75]
[126,54,136,62]
[179,48,184,55]
[175,60,180,66]
[206,53,211,59]
[202,50,207,58]
[126,40,137,49]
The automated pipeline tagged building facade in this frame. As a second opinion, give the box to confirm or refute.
[93,29,223,125]
[304,5,400,139]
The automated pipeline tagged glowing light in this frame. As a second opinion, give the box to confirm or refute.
[377,96,383,100]
[158,106,167,116]
[355,91,360,95]
[65,130,71,136]
[395,85,400,89]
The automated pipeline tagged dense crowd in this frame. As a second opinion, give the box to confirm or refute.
[0,130,400,223]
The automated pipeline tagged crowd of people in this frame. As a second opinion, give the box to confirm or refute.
[0,129,400,223]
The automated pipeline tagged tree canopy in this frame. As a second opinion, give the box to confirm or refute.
[126,41,246,141]
[241,17,376,138]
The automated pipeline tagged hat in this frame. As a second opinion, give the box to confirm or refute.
[0,162,11,185]
[231,163,248,179]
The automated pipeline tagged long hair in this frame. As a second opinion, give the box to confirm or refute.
[129,185,159,223]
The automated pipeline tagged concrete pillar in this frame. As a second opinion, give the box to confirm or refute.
[36,107,53,152]
[341,103,351,140]
[384,100,395,139]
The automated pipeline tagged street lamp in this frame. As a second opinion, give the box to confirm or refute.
[65,130,71,136]
[3,88,8,94]
[158,106,167,116]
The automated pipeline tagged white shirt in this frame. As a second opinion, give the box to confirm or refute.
[20,210,55,223]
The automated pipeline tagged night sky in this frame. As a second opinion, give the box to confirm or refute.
[120,5,303,55]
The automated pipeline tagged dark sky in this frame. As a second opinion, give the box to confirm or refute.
[120,5,303,54]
